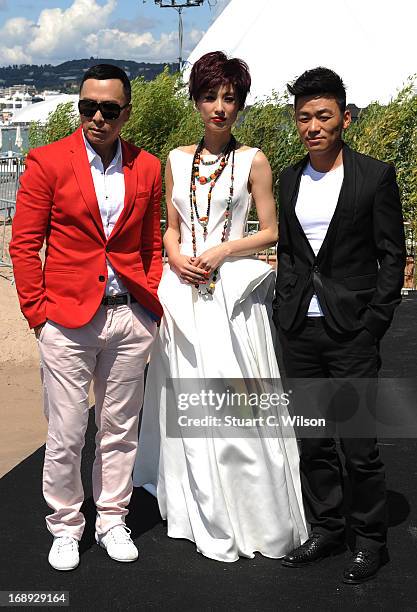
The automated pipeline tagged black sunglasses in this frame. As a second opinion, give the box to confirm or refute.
[78,99,130,120]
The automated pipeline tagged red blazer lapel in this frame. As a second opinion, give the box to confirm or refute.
[69,127,105,241]
[109,139,139,241]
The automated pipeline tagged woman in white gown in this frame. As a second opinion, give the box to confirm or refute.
[133,51,308,562]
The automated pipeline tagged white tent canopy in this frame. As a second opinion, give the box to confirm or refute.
[185,0,416,107]
[11,95,78,124]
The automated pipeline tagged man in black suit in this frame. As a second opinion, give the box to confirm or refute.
[273,67,406,583]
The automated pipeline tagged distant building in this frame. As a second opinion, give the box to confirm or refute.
[0,91,33,124]
[2,84,36,97]
[41,90,61,97]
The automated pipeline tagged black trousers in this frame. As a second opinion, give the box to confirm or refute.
[278,317,387,552]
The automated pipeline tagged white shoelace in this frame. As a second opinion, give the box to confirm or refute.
[55,536,77,550]
[108,525,133,544]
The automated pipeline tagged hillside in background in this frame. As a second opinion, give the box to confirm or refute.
[0,58,178,91]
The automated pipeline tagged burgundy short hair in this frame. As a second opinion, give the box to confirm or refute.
[188,51,251,110]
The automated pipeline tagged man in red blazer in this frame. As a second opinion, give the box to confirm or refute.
[10,64,163,571]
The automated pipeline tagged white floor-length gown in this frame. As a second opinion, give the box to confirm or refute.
[133,147,308,562]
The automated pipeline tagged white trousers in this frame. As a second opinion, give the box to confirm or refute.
[37,302,157,540]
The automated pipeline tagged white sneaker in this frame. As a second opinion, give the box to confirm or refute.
[48,536,79,571]
[96,525,138,562]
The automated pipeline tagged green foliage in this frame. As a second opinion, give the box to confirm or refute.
[235,83,417,225]
[345,79,417,225]
[27,73,416,232]
[28,101,79,149]
[160,104,202,166]
[27,121,45,150]
[234,93,304,201]
[121,69,202,214]
[122,68,202,167]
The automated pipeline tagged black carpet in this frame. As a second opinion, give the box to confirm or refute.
[1,294,416,611]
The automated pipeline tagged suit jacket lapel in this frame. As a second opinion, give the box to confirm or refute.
[108,139,139,242]
[70,127,105,241]
[316,143,357,263]
[286,154,316,259]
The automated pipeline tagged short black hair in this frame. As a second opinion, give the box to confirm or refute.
[287,67,346,112]
[80,64,131,103]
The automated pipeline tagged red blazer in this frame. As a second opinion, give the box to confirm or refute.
[10,127,163,329]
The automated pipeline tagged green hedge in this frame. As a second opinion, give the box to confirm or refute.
[29,70,417,228]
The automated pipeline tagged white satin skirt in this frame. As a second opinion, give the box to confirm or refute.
[133,257,308,562]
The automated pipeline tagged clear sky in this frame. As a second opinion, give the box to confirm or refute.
[0,0,231,66]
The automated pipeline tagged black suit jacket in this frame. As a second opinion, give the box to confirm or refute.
[272,144,406,339]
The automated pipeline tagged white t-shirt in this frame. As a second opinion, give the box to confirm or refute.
[295,162,344,316]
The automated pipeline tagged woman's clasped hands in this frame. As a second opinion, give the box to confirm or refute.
[169,244,228,286]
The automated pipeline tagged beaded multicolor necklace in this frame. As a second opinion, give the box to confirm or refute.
[189,136,236,295]
[200,150,224,166]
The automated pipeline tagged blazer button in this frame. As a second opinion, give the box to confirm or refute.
[99,275,105,282]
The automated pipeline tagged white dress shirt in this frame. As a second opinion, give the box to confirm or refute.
[295,162,344,316]
[83,132,128,296]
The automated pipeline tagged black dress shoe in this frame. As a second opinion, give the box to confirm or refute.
[282,533,345,567]
[343,549,386,584]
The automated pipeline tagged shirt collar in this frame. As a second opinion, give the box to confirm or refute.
[82,130,122,168]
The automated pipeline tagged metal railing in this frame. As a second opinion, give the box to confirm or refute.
[0,156,24,268]
[0,159,276,272]
[1,160,413,286]
[404,221,416,290]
